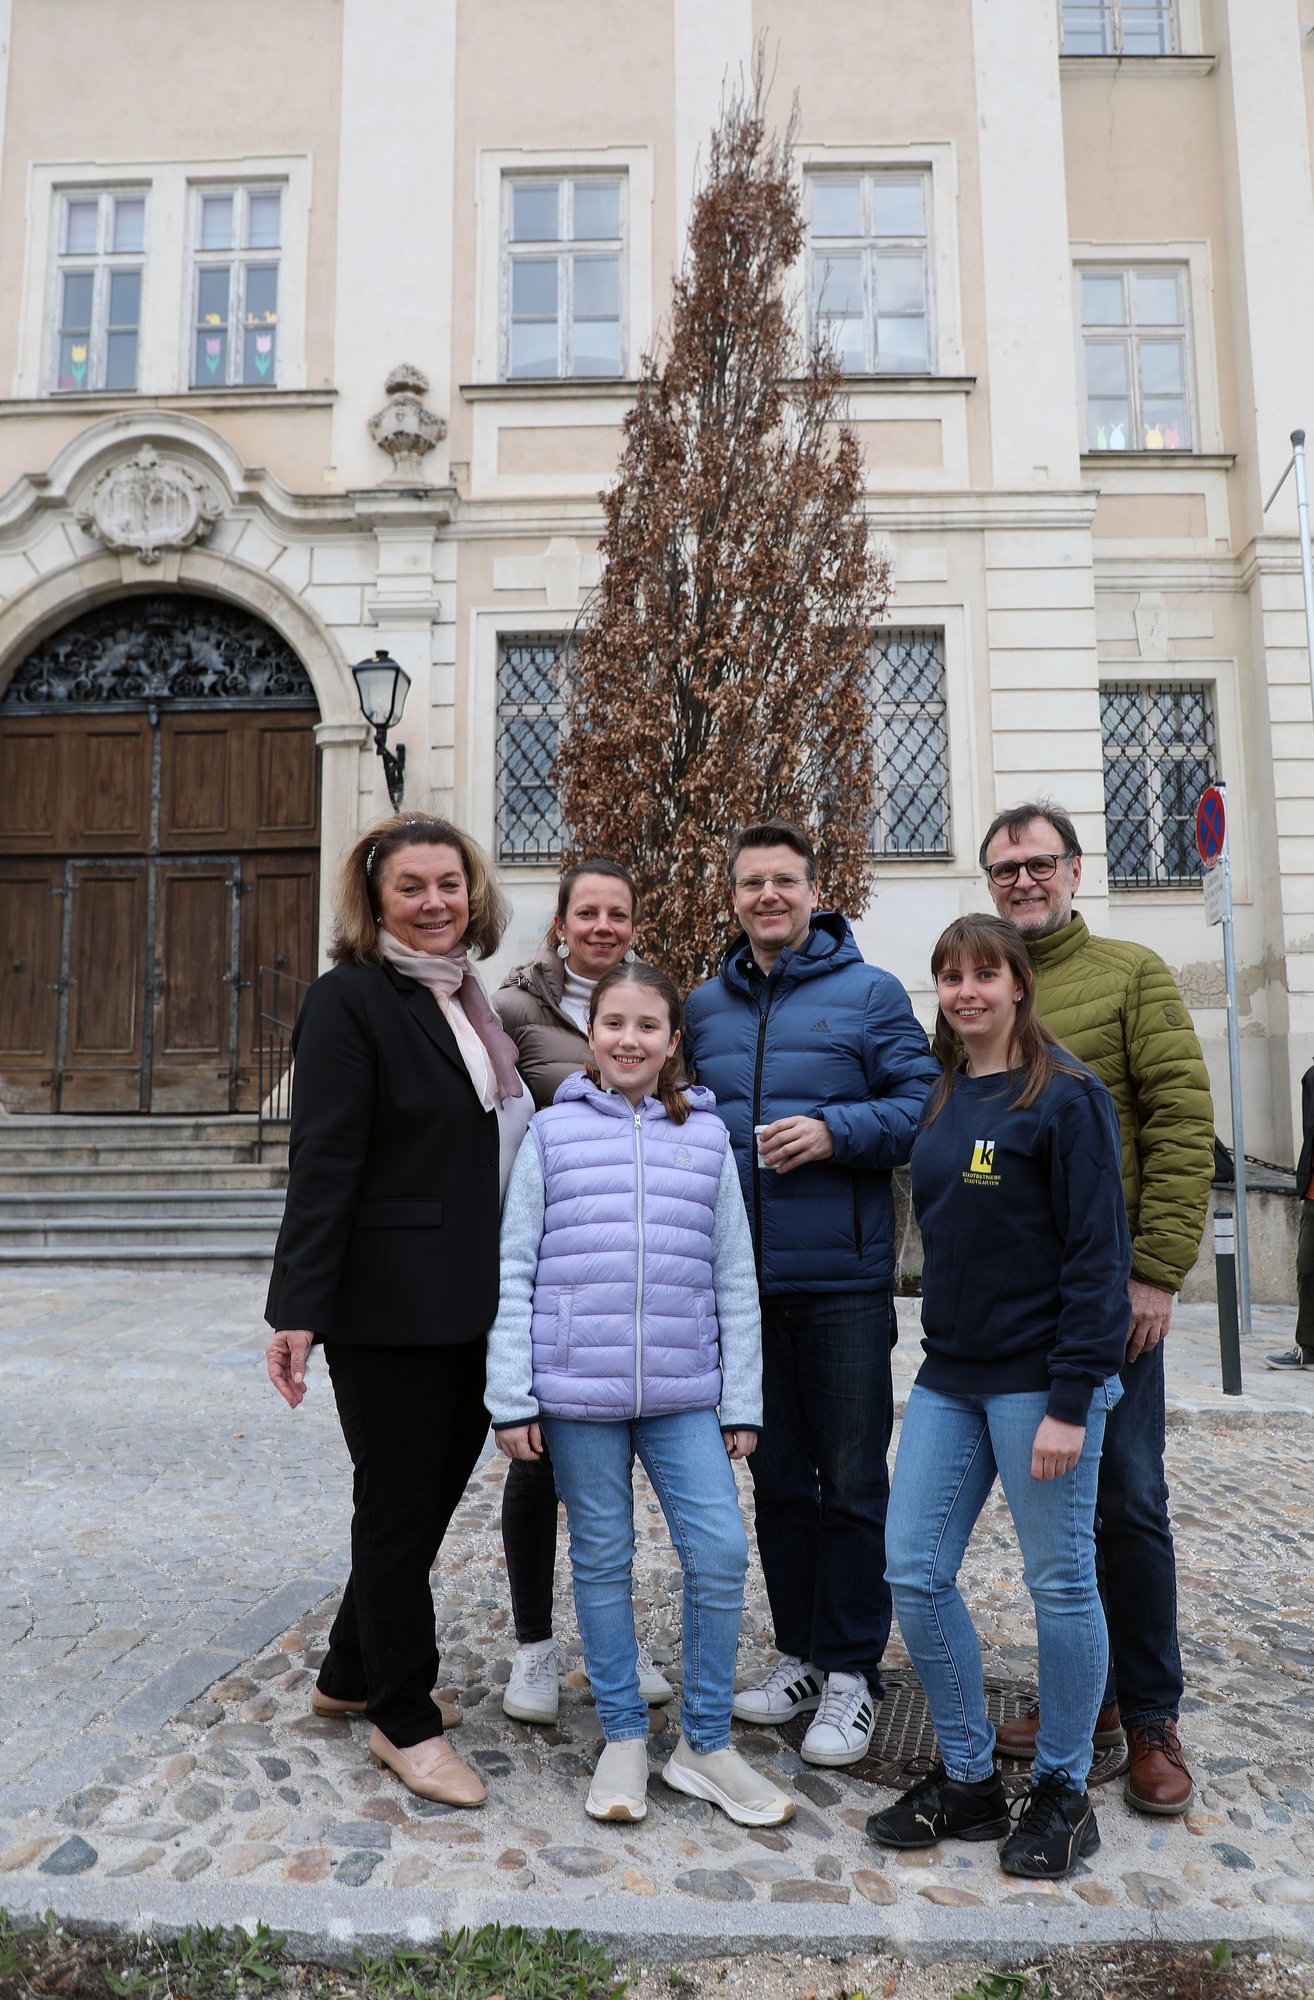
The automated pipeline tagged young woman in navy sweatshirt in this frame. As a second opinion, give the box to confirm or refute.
[867,914,1130,1880]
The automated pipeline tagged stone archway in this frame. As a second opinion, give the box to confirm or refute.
[0,593,323,1114]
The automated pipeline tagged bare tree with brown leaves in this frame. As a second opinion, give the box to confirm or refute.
[556,63,890,991]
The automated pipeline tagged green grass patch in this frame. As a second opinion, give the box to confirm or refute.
[0,1913,625,2000]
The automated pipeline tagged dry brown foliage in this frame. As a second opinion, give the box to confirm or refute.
[557,58,890,991]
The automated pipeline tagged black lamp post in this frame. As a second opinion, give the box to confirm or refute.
[351,650,411,809]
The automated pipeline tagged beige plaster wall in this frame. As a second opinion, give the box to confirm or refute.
[0,0,342,448]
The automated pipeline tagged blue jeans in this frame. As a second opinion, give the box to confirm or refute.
[750,1291,896,1687]
[1097,1340,1183,1725]
[887,1381,1118,1785]
[542,1409,749,1752]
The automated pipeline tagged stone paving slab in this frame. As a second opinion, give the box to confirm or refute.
[1,1268,1312,1961]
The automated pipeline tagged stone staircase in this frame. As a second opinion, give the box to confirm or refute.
[0,1115,287,1269]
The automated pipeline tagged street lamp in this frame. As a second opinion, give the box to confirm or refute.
[352,649,411,809]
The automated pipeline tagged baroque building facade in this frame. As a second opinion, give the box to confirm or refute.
[0,0,1310,1155]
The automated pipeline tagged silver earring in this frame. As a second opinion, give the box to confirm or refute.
[623,946,637,963]
[557,940,570,960]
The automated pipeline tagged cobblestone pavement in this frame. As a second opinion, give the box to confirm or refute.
[1,1269,1312,1960]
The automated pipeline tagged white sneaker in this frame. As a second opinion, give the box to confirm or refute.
[730,1653,822,1726]
[502,1639,560,1723]
[663,1731,795,1826]
[586,1738,649,1821]
[637,1641,675,1706]
[801,1671,877,1767]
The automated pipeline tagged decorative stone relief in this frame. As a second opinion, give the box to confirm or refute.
[0,594,316,710]
[74,446,223,564]
[368,364,447,482]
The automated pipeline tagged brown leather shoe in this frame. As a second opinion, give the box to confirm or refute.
[994,1701,1123,1760]
[312,1686,461,1729]
[1124,1719,1193,1815]
[368,1728,485,1807]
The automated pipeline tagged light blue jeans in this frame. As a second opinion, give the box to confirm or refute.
[541,1409,749,1751]
[886,1380,1120,1785]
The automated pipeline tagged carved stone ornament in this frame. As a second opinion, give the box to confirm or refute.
[75,445,223,564]
[368,363,447,482]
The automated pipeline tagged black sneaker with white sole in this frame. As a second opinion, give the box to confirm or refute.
[999,1769,1100,1878]
[865,1761,1010,1850]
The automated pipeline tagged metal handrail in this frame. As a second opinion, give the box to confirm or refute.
[256,964,310,1164]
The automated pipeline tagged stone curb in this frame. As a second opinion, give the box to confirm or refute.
[2,1869,1313,1965]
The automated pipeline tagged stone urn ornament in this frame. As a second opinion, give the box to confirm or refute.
[368,364,447,484]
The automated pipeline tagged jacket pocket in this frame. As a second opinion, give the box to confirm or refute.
[554,1291,574,1372]
[695,1295,719,1366]
[851,1177,864,1256]
[353,1198,444,1228]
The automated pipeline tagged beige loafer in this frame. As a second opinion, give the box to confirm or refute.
[368,1727,486,1807]
[312,1686,461,1729]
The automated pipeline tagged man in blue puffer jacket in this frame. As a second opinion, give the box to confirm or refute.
[683,819,938,1767]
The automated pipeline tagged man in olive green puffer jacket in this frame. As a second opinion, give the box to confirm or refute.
[981,800,1214,1820]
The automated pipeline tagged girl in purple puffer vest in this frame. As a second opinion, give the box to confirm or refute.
[486,961,792,1830]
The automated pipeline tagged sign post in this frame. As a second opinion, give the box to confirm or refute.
[1196,784,1251,1339]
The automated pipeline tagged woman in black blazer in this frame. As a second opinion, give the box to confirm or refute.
[265,814,530,1807]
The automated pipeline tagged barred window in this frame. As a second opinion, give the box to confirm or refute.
[870,629,951,855]
[1101,682,1217,886]
[496,634,571,863]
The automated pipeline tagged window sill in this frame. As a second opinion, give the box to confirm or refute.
[1082,451,1236,469]
[1060,53,1217,75]
[832,374,975,394]
[10,388,337,414]
[868,849,956,864]
[1108,881,1209,897]
[462,378,639,402]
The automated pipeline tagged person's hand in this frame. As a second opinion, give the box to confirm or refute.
[266,1330,313,1409]
[1030,1416,1086,1481]
[497,1422,544,1461]
[723,1428,757,1460]
[757,1116,834,1174]
[1126,1278,1173,1361]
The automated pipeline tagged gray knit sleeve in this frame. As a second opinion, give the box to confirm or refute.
[710,1146,763,1430]
[485,1131,546,1428]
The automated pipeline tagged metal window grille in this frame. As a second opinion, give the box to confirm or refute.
[870,628,951,855]
[1061,0,1175,55]
[496,634,572,863]
[1101,681,1217,886]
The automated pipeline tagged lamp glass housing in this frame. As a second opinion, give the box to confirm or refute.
[352,651,410,731]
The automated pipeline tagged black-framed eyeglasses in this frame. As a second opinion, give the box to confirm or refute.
[983,853,1072,886]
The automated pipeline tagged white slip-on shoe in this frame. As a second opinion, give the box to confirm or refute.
[662,1731,794,1827]
[586,1738,649,1821]
[730,1653,822,1725]
[637,1641,676,1706]
[502,1639,561,1723]
[801,1671,877,1767]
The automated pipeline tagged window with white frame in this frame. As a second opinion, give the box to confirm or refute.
[496,634,574,862]
[807,173,931,375]
[1061,0,1176,53]
[51,190,146,392]
[190,186,282,389]
[502,177,625,380]
[869,629,951,855]
[1101,681,1217,886]
[1079,265,1192,450]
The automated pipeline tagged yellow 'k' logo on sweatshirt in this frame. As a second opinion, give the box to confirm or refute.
[963,1138,1001,1187]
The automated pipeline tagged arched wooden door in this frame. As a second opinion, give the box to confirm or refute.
[0,595,321,1114]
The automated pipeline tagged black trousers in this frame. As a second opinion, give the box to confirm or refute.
[319,1337,488,1747]
[500,1445,560,1645]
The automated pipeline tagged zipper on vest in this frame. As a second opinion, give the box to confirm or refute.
[632,1103,645,1416]
[750,998,771,1281]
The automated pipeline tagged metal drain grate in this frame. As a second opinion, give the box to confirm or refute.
[762,1668,1127,1796]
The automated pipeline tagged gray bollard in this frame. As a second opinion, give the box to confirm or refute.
[1214,1206,1243,1396]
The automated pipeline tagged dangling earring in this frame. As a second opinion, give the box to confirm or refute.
[623,945,637,963]
[557,939,570,960]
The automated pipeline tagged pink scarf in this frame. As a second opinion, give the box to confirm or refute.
[378,930,524,1108]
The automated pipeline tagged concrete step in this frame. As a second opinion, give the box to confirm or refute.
[0,1163,288,1193]
[0,1191,286,1219]
[0,1245,277,1270]
[0,1115,288,1173]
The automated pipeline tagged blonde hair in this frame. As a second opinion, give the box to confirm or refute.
[330,814,510,966]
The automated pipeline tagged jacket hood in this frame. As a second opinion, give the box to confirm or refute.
[717,911,861,995]
[550,1069,718,1117]
[498,943,564,1004]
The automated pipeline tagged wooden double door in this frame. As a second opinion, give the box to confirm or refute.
[0,707,320,1113]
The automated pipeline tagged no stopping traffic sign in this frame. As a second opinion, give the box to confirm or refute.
[1196,785,1226,866]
